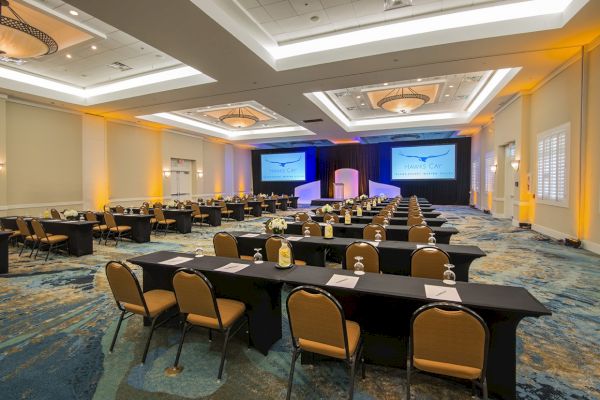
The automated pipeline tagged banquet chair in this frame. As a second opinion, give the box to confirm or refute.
[363,224,386,241]
[16,216,46,257]
[274,195,282,209]
[104,212,132,246]
[105,261,177,363]
[260,199,270,213]
[114,205,125,214]
[407,302,489,399]
[213,232,253,260]
[85,211,107,244]
[410,247,450,279]
[295,212,310,222]
[170,269,249,380]
[219,202,234,221]
[153,208,176,235]
[265,235,306,265]
[191,203,209,226]
[286,286,365,400]
[408,225,433,243]
[50,208,62,220]
[372,215,387,225]
[323,213,339,223]
[153,202,162,209]
[344,242,380,273]
[301,221,321,236]
[243,200,253,218]
[1,221,19,247]
[31,219,69,261]
[408,215,424,226]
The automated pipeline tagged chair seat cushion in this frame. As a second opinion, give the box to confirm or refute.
[413,358,482,380]
[110,226,131,232]
[158,219,176,224]
[123,289,176,317]
[8,230,19,237]
[240,255,254,261]
[299,320,360,359]
[150,218,158,223]
[295,260,307,266]
[93,224,108,231]
[40,234,69,244]
[193,214,209,219]
[187,298,245,329]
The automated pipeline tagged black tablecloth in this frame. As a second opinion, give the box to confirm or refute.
[128,251,550,400]
[232,232,484,281]
[284,222,458,244]
[0,231,10,274]
[288,196,299,208]
[0,217,95,256]
[314,209,442,218]
[310,214,447,227]
[200,206,222,226]
[247,201,263,217]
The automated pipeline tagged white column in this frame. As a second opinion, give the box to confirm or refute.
[0,95,6,216]
[82,115,109,210]
[224,144,235,196]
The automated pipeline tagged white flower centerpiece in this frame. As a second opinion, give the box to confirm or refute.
[268,217,288,234]
[167,200,177,208]
[63,209,79,220]
[224,196,233,202]
[359,194,368,200]
[321,204,333,213]
[345,199,354,206]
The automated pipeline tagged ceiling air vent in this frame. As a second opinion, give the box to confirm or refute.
[384,0,413,11]
[107,61,132,71]
[302,118,323,123]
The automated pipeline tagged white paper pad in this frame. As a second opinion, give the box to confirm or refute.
[159,256,193,266]
[215,262,250,273]
[318,222,327,227]
[240,233,260,238]
[424,285,462,302]
[326,274,359,289]
[286,236,303,241]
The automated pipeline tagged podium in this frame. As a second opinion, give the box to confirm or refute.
[333,183,344,199]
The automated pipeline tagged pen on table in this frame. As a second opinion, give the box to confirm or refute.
[436,290,446,296]
[336,278,348,283]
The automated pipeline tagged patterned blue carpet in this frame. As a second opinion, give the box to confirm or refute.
[0,206,598,399]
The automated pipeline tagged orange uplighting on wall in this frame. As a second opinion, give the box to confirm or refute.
[487,191,493,211]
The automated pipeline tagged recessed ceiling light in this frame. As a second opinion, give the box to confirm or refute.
[91,45,97,50]
[361,103,365,106]
[310,15,319,22]
[66,54,72,59]
[449,85,454,88]
[203,114,208,117]
[383,83,389,86]
[69,10,79,16]
[417,78,422,82]
[227,103,232,106]
[356,95,361,99]
[444,94,450,97]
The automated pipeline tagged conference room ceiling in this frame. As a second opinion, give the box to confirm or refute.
[2,0,600,146]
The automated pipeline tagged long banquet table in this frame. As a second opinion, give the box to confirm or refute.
[231,232,484,281]
[283,221,459,244]
[310,214,447,227]
[315,209,442,218]
[128,251,550,400]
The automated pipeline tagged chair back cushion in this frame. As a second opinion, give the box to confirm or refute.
[104,212,117,229]
[16,217,31,236]
[154,207,166,221]
[302,221,322,236]
[30,219,47,240]
[213,232,240,258]
[288,288,346,350]
[408,215,423,226]
[191,203,201,216]
[413,307,486,373]
[173,270,217,319]
[372,215,386,225]
[345,242,379,273]
[266,236,293,262]
[105,261,145,311]
[411,247,450,279]
[50,209,62,219]
[323,213,339,223]
[115,205,125,214]
[85,211,98,222]
[295,212,310,222]
[408,225,433,243]
[363,224,386,241]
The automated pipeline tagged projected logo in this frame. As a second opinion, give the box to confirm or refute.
[392,144,456,180]
[261,152,306,181]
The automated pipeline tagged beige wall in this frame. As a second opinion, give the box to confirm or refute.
[470,39,600,253]
[160,130,204,198]
[3,102,82,216]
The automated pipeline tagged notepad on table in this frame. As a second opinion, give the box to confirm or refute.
[424,284,462,302]
[159,256,193,266]
[241,233,260,238]
[416,244,436,249]
[286,236,303,241]
[215,262,249,273]
[326,274,359,289]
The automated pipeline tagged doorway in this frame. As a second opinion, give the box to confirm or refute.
[503,143,516,219]
[170,158,192,201]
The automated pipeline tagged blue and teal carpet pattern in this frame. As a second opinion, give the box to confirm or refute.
[0,207,598,399]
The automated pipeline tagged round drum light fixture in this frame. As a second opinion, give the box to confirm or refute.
[377,86,430,114]
[0,0,58,59]
[219,107,259,128]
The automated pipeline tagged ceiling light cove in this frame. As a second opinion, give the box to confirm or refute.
[137,101,316,141]
[305,68,520,132]
[193,0,587,70]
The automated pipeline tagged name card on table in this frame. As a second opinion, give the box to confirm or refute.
[362,241,379,247]
[326,274,359,289]
[215,263,250,273]
[416,244,436,249]
[424,285,462,302]
[286,236,303,241]
[159,257,194,266]
[241,233,260,238]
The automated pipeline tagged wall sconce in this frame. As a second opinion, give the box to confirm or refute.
[197,170,203,178]
[511,160,520,171]
[162,169,171,178]
[490,164,497,173]
[0,163,4,171]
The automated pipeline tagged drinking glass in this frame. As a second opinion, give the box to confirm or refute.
[383,218,389,227]
[295,215,300,222]
[253,248,263,264]
[303,227,311,237]
[443,263,456,285]
[375,230,382,242]
[79,214,85,221]
[195,247,204,257]
[353,256,365,276]
[427,232,437,246]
